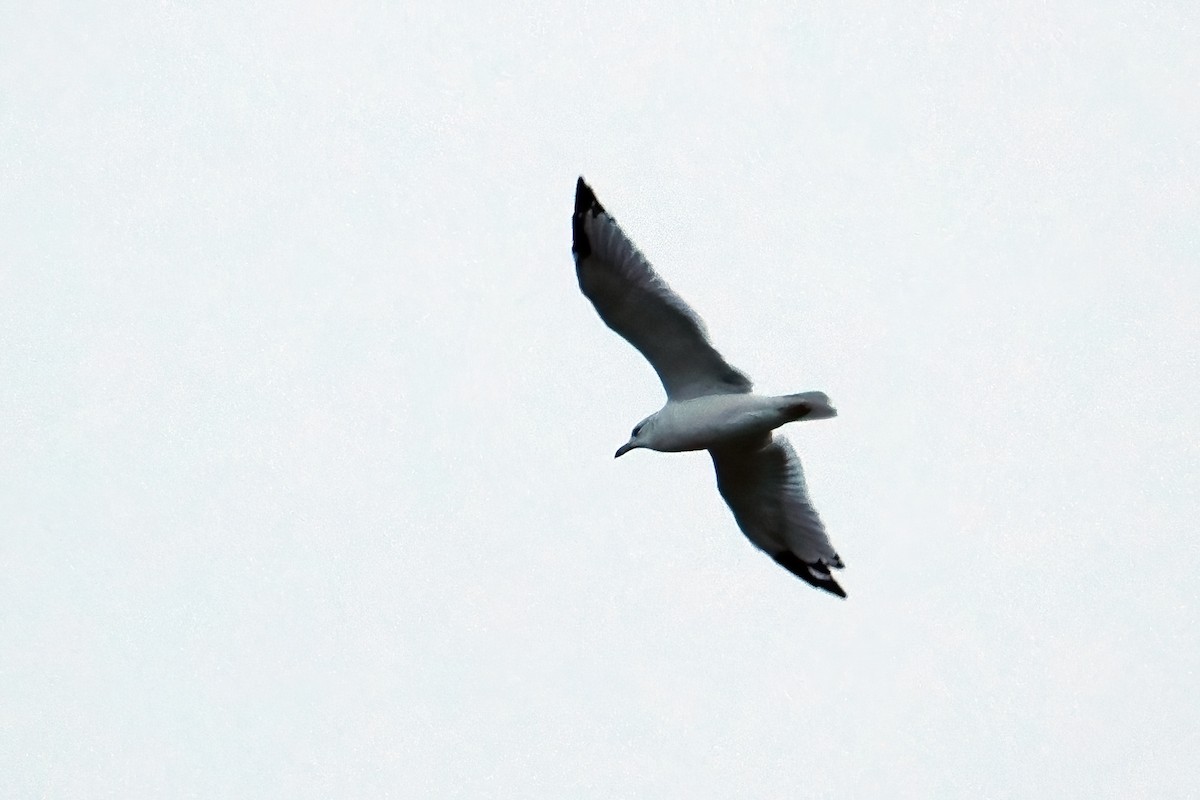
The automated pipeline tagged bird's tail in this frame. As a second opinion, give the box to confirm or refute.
[782,391,837,422]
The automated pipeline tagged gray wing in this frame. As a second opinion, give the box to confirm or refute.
[571,177,752,401]
[710,434,846,598]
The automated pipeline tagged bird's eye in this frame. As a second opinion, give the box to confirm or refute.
[631,424,643,437]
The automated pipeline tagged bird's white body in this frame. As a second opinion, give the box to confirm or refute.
[637,392,836,453]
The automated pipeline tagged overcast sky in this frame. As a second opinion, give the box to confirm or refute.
[3,1,1198,797]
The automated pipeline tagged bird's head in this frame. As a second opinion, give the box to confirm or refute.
[614,416,655,458]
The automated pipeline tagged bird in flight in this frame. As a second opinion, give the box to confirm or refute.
[571,177,847,597]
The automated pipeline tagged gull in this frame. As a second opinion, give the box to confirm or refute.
[571,177,847,597]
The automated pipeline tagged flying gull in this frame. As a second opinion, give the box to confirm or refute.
[571,177,847,597]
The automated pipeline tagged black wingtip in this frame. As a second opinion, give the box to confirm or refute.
[575,176,603,216]
[572,176,605,260]
[772,551,847,598]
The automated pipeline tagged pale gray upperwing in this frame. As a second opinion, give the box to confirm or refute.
[572,178,752,401]
[710,434,846,597]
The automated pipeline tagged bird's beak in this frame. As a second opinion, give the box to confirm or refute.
[614,441,636,459]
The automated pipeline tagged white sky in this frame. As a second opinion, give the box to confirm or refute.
[3,1,1198,797]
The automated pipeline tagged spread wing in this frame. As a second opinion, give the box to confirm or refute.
[571,177,752,401]
[710,434,846,598]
